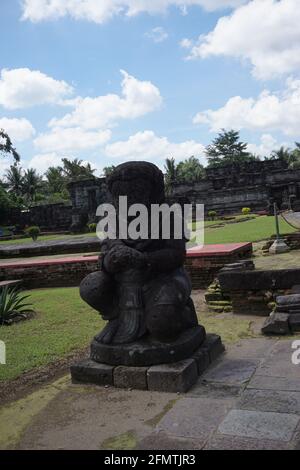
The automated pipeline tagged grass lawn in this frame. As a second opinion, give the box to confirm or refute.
[0,287,104,382]
[0,232,97,246]
[204,215,297,244]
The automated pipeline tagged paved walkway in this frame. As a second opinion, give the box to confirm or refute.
[1,337,300,450]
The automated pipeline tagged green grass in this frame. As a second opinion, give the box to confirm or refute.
[203,215,297,244]
[0,287,104,381]
[0,232,97,246]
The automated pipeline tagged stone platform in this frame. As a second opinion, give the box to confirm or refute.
[71,333,224,393]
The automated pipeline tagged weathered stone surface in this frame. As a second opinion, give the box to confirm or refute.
[70,359,114,386]
[91,326,206,367]
[276,294,300,305]
[157,397,233,439]
[204,434,293,450]
[248,375,300,392]
[114,366,148,390]
[269,238,290,254]
[201,334,225,362]
[201,358,259,386]
[192,348,210,375]
[262,312,290,335]
[289,313,300,332]
[219,269,300,292]
[137,431,203,450]
[238,389,300,414]
[218,409,300,441]
[228,338,275,359]
[147,359,198,393]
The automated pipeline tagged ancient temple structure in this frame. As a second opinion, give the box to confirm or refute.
[170,159,300,215]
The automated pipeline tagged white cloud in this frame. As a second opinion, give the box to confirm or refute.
[21,0,247,23]
[145,27,168,43]
[183,0,300,80]
[50,70,162,129]
[193,78,300,137]
[34,127,111,153]
[247,134,284,158]
[105,130,206,164]
[0,117,35,141]
[0,68,73,110]
[27,153,64,173]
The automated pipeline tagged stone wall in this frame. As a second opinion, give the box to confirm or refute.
[10,203,72,231]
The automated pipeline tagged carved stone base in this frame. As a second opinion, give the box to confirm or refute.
[71,333,224,393]
[90,326,206,367]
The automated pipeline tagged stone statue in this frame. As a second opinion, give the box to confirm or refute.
[80,161,205,365]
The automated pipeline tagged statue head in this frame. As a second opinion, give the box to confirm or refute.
[107,161,165,208]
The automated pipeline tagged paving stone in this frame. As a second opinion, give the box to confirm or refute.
[201,358,259,385]
[157,397,233,439]
[70,359,114,386]
[248,375,300,392]
[289,313,300,332]
[114,366,148,390]
[136,431,203,450]
[147,359,198,393]
[227,338,276,359]
[218,409,300,442]
[238,389,300,414]
[192,348,210,375]
[188,380,241,399]
[202,334,225,362]
[255,357,300,379]
[204,434,293,450]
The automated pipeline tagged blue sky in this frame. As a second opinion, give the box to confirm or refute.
[0,0,299,176]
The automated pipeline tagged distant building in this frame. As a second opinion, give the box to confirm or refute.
[170,159,300,215]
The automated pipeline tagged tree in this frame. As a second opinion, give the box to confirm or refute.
[5,165,24,197]
[45,167,66,194]
[205,129,253,167]
[60,158,95,180]
[271,146,291,163]
[0,129,20,162]
[176,156,205,182]
[22,168,42,203]
[0,184,14,223]
[103,165,116,177]
[164,157,177,193]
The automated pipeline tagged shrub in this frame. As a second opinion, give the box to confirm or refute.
[87,222,97,233]
[208,210,217,221]
[0,286,34,325]
[242,207,251,215]
[25,226,40,241]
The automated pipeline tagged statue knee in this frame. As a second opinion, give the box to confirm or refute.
[80,271,114,315]
[146,304,183,342]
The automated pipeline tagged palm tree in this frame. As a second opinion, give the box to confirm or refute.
[22,168,42,203]
[271,146,291,164]
[0,129,20,162]
[45,167,65,194]
[60,158,95,180]
[5,164,24,197]
[164,157,177,195]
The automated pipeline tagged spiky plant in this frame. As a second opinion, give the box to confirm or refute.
[0,286,34,325]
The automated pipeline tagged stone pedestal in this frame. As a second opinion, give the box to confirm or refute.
[269,239,290,254]
[71,333,224,393]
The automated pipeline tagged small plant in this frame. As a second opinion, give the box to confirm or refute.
[242,207,251,215]
[0,286,34,325]
[87,222,97,233]
[208,210,217,221]
[25,226,40,241]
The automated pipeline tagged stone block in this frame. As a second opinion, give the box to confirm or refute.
[238,389,300,414]
[262,312,290,335]
[114,366,148,390]
[192,348,210,375]
[70,359,114,386]
[147,359,198,393]
[202,334,225,362]
[289,313,300,332]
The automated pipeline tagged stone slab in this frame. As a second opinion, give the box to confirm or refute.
[114,366,148,390]
[192,348,210,375]
[147,359,198,393]
[201,358,259,386]
[157,397,233,439]
[248,375,300,392]
[262,312,290,335]
[218,409,300,441]
[137,431,203,450]
[238,389,300,414]
[91,326,206,367]
[289,313,300,332]
[70,359,114,386]
[204,434,293,450]
[201,334,225,362]
[227,338,276,359]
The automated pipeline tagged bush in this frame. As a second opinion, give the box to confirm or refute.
[0,286,34,325]
[25,226,40,241]
[208,210,217,221]
[242,207,251,215]
[87,222,97,233]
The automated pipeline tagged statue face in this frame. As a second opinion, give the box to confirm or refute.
[111,177,153,208]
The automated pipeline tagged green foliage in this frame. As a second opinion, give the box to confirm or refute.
[0,286,33,325]
[164,157,177,194]
[103,165,116,177]
[205,129,256,167]
[176,156,205,182]
[22,168,43,203]
[25,226,40,241]
[0,185,14,223]
[87,222,97,232]
[208,210,217,220]
[45,167,66,194]
[0,129,20,162]
[60,158,95,180]
[242,207,251,215]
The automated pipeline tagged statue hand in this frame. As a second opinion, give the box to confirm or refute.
[103,245,146,273]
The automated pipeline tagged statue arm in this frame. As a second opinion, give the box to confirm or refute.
[145,239,186,272]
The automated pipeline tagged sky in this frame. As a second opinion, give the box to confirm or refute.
[0,0,300,176]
